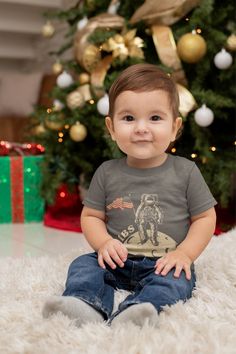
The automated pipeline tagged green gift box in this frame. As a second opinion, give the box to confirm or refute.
[0,155,45,223]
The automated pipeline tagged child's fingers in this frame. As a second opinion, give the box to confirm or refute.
[114,244,128,263]
[98,253,106,269]
[102,250,118,269]
[173,265,183,278]
[155,257,166,274]
[108,247,124,267]
[184,265,192,280]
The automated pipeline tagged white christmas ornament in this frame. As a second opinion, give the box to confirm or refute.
[214,48,233,69]
[194,104,214,127]
[56,71,74,88]
[97,94,109,115]
[53,99,64,111]
[107,1,120,14]
[77,16,88,31]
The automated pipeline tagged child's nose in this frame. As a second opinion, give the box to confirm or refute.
[134,120,149,133]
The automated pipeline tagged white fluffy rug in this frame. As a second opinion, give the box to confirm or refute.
[0,229,236,354]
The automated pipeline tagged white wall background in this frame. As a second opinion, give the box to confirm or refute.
[0,0,77,73]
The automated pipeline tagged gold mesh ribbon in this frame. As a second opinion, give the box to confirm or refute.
[90,55,113,98]
[130,0,200,26]
[152,25,187,86]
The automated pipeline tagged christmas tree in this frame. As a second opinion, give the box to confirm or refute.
[31,0,235,207]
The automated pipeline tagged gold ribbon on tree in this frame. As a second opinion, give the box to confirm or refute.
[90,55,113,98]
[130,0,200,26]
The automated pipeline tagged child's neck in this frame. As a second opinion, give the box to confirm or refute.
[126,153,168,169]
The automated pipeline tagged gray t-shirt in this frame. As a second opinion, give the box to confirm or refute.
[83,154,217,257]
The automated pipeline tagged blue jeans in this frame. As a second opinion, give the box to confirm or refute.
[63,252,196,320]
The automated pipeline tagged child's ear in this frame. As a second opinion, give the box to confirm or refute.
[172,117,182,141]
[105,116,116,141]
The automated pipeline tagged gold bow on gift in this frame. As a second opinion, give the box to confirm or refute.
[102,29,144,61]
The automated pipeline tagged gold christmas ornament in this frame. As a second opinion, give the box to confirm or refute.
[79,72,90,84]
[102,29,144,61]
[42,21,55,38]
[33,124,46,135]
[130,0,200,26]
[226,34,236,51]
[177,32,207,63]
[45,114,65,130]
[74,13,124,72]
[66,90,85,110]
[69,122,87,142]
[52,61,63,75]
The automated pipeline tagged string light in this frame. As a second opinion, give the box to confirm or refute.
[47,108,52,114]
[185,17,189,21]
[210,146,216,152]
[89,99,95,104]
[36,144,45,153]
[171,147,176,153]
[58,132,64,137]
[58,138,63,143]
[191,153,197,159]
[64,124,70,129]
[196,28,202,34]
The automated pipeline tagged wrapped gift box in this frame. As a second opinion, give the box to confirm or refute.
[0,155,45,223]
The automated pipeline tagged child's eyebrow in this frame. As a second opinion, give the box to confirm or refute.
[116,109,132,115]
[149,110,168,117]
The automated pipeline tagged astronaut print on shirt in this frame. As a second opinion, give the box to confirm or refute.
[106,193,177,257]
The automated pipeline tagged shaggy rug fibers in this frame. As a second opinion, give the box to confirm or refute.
[0,229,236,354]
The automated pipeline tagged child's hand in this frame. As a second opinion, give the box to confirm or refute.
[98,239,128,270]
[154,249,192,280]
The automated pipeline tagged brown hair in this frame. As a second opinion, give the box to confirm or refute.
[108,63,179,119]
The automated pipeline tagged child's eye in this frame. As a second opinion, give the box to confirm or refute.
[150,115,161,121]
[123,115,134,121]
